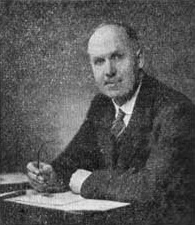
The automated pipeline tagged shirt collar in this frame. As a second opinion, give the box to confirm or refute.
[112,81,142,117]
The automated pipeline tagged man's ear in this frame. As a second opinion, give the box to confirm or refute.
[136,48,144,68]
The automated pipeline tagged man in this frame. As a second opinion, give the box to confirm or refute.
[27,22,195,224]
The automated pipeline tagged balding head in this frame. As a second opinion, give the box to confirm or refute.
[88,23,139,55]
[87,23,144,105]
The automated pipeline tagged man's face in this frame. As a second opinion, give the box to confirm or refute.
[88,25,140,104]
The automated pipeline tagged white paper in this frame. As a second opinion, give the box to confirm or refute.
[6,189,130,211]
[60,199,130,211]
[9,190,84,206]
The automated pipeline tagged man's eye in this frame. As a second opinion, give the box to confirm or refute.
[111,53,123,60]
[94,58,105,65]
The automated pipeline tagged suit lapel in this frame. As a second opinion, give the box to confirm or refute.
[95,75,156,171]
[117,75,155,170]
[95,99,116,169]
[119,75,154,140]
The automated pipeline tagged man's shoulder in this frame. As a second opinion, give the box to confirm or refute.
[90,93,112,108]
[143,75,195,125]
[86,93,113,119]
[143,74,194,108]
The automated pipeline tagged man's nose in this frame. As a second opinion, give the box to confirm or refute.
[104,60,116,78]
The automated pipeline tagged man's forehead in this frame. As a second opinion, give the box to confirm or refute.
[87,25,130,56]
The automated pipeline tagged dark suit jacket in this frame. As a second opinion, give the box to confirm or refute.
[52,74,195,225]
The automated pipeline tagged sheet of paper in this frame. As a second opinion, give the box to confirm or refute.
[7,190,84,206]
[6,189,130,211]
[0,173,28,185]
[60,199,130,211]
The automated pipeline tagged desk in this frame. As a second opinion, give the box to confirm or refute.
[0,173,30,193]
[0,173,133,225]
[0,197,133,225]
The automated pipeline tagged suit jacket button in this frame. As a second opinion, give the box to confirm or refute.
[100,149,104,153]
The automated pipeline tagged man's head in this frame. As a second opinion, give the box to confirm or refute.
[87,22,144,105]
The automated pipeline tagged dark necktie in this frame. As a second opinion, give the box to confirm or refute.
[111,108,126,139]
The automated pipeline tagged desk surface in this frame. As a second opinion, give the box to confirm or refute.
[0,173,28,185]
[4,189,129,212]
[0,173,30,193]
[0,173,132,225]
[0,197,133,225]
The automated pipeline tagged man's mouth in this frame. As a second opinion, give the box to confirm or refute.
[104,79,122,88]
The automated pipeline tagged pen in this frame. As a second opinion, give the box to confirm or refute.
[37,140,53,169]
[37,142,45,169]
[0,190,26,200]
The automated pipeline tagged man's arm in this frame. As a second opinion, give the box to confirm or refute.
[80,102,195,203]
[27,99,100,193]
[51,95,101,188]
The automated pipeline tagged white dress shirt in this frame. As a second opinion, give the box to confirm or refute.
[112,83,142,127]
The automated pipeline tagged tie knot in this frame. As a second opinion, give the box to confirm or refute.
[111,108,126,139]
[117,108,125,120]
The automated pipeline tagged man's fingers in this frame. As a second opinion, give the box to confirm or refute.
[27,171,44,183]
[27,162,40,174]
[29,179,47,192]
[27,172,48,192]
[39,164,53,176]
[28,176,56,193]
[27,162,53,176]
[26,161,56,193]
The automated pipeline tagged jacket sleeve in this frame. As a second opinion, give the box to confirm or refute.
[51,96,101,187]
[81,102,195,204]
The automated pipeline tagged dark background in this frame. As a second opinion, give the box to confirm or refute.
[0,0,194,172]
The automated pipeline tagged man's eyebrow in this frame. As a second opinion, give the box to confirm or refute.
[89,49,124,59]
[111,50,123,55]
[90,55,105,60]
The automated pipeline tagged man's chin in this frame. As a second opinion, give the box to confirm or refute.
[103,89,134,105]
[103,90,121,99]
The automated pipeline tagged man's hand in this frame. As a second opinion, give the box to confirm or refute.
[69,169,92,194]
[27,161,57,192]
